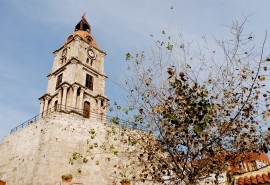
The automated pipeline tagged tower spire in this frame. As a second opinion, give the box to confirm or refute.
[64,16,99,48]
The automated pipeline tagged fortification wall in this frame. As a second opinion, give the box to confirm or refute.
[0,112,131,185]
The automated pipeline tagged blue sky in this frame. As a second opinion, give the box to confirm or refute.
[1,0,270,140]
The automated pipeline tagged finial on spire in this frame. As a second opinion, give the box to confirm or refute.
[82,13,86,19]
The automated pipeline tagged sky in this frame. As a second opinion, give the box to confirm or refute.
[1,0,270,140]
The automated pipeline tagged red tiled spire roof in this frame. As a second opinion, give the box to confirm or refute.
[64,16,99,48]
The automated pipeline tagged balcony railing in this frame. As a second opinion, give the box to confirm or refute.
[10,104,148,134]
[10,105,99,134]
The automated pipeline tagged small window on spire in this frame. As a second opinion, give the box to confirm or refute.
[86,36,92,43]
[86,58,89,64]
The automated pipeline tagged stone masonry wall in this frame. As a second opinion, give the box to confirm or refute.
[0,112,142,185]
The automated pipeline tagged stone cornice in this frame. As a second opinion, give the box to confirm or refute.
[38,93,52,100]
[62,83,70,89]
[83,90,109,101]
[83,67,98,77]
[95,94,109,101]
[55,82,87,92]
[71,82,85,90]
[48,57,107,79]
[47,66,66,77]
[55,82,71,91]
[82,65,107,78]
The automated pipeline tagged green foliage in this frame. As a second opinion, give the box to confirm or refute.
[120,179,130,183]
[110,116,120,124]
[83,157,88,163]
[166,42,173,50]
[89,145,93,150]
[89,129,95,135]
[112,150,118,155]
[69,158,74,165]
[89,128,97,139]
[126,53,132,60]
[72,152,81,160]
[69,151,83,165]
[129,139,137,146]
[61,174,72,180]
[77,168,82,174]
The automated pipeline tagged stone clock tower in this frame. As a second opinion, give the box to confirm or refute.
[39,16,108,121]
[0,16,131,185]
[0,16,151,185]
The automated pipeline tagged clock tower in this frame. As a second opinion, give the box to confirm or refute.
[0,16,140,185]
[39,16,108,121]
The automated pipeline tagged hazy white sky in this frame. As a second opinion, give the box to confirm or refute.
[1,0,270,140]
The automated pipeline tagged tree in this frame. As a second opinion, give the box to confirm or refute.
[73,18,270,185]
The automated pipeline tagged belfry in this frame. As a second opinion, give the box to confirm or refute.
[39,16,108,120]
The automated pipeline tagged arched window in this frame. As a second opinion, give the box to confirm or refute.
[86,36,92,42]
[54,100,58,111]
[83,101,90,118]
[101,100,104,107]
[61,57,66,64]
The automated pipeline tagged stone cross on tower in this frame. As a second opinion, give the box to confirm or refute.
[39,16,108,121]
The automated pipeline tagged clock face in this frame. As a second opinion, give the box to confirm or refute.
[62,48,67,57]
[87,48,95,59]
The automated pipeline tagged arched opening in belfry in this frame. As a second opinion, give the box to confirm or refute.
[83,101,90,118]
[75,19,91,33]
[47,99,52,111]
[82,23,89,32]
